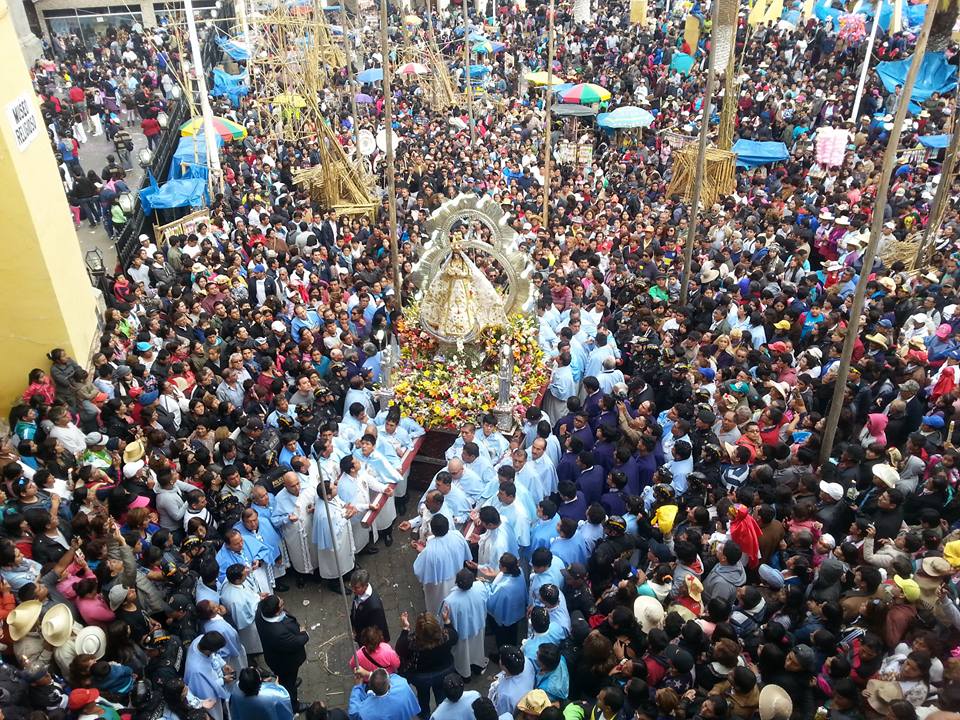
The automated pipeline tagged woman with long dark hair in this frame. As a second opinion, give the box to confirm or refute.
[396,609,459,719]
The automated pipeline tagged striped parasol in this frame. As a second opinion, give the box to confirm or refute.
[557,83,612,104]
[179,115,247,141]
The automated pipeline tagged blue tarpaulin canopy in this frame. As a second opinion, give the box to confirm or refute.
[171,135,224,180]
[732,139,790,168]
[210,69,249,108]
[139,177,207,213]
[217,37,250,61]
[815,0,926,31]
[919,134,951,149]
[876,52,957,112]
[670,52,695,75]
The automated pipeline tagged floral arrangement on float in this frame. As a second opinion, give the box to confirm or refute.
[390,301,550,431]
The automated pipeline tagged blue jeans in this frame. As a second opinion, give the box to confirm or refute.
[409,666,453,719]
[78,197,100,225]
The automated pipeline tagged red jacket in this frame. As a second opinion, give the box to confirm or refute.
[141,117,161,137]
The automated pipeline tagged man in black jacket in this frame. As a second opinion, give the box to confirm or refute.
[349,569,390,643]
[255,595,310,712]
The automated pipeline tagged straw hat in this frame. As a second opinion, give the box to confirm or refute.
[634,595,666,633]
[864,333,889,349]
[7,600,42,641]
[74,626,107,659]
[40,603,74,647]
[864,679,904,714]
[517,690,552,715]
[872,464,899,488]
[759,685,793,720]
[123,439,146,464]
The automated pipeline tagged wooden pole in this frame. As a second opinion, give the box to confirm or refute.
[914,61,960,268]
[380,0,402,303]
[679,0,720,306]
[541,0,555,228]
[819,5,936,466]
[464,10,476,146]
[914,119,960,268]
[339,2,362,164]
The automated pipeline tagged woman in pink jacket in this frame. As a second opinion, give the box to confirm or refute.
[348,626,401,675]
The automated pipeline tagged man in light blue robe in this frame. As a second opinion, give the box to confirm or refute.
[478,428,511,470]
[545,358,577,424]
[420,472,473,528]
[486,570,527,648]
[535,653,569,703]
[430,676,481,720]
[343,382,376,422]
[487,649,535,716]
[502,451,545,506]
[339,403,370,445]
[476,507,518,577]
[249,488,288,573]
[184,632,232,720]
[236,509,285,589]
[584,340,617,380]
[487,484,531,551]
[528,550,566,607]
[442,458,485,504]
[442,570,490,678]
[348,670,421,720]
[215,529,267,590]
[527,439,559,497]
[521,607,566,663]
[220,563,264,656]
[374,409,426,441]
[413,515,471,617]
[203,612,247,672]
[228,675,293,720]
[446,425,491,463]
[550,532,589,567]
[529,502,559,553]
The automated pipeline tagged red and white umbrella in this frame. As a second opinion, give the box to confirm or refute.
[396,62,431,76]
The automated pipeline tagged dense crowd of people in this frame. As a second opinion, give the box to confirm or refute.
[11,0,960,719]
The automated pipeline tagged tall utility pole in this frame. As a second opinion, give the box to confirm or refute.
[236,0,250,39]
[819,4,936,465]
[340,2,362,162]
[679,0,720,306]
[464,11,476,145]
[380,0,401,302]
[915,63,960,268]
[541,0,555,228]
[184,0,222,194]
[850,0,881,123]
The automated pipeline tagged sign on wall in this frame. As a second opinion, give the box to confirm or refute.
[6,94,41,152]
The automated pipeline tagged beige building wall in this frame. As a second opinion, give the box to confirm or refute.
[0,0,99,415]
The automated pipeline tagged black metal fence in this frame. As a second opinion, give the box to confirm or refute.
[114,12,231,269]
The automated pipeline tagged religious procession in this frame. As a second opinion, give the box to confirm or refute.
[11,0,960,716]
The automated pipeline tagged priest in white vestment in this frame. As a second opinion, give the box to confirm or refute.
[412,514,471,617]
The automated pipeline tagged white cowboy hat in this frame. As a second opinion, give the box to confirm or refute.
[75,626,107,659]
[7,600,42,642]
[633,595,666,633]
[759,685,793,720]
[40,603,74,647]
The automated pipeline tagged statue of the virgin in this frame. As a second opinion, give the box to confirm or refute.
[419,236,508,342]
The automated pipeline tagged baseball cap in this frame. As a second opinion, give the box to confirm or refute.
[819,481,844,501]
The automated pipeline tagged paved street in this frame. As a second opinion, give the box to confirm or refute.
[72,125,147,269]
[274,531,497,708]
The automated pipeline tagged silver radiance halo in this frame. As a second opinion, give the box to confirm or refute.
[411,194,535,344]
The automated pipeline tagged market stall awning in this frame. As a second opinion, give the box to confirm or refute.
[553,103,598,117]
[876,51,957,111]
[732,139,790,168]
[919,134,950,149]
[216,37,250,61]
[139,177,208,213]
